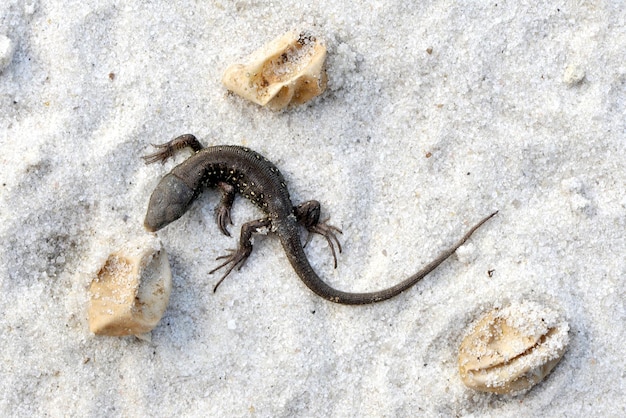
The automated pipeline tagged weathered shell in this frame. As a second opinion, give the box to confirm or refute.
[458,301,569,394]
[89,236,172,336]
[222,31,327,110]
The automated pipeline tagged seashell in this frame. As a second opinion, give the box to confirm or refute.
[458,300,569,394]
[222,31,327,110]
[89,236,172,336]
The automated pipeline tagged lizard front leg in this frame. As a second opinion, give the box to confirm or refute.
[142,134,204,164]
[210,217,273,292]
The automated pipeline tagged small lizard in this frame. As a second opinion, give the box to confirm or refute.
[143,134,497,304]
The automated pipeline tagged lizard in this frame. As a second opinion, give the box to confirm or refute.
[143,134,497,305]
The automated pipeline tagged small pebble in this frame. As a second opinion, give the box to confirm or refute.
[563,64,585,86]
[0,35,15,73]
[24,1,36,15]
[455,242,477,264]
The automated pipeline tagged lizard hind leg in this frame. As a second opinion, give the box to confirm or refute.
[294,200,343,268]
[210,217,272,292]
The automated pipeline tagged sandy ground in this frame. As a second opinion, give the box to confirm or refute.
[1,1,625,416]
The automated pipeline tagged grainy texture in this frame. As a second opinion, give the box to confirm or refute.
[0,1,624,417]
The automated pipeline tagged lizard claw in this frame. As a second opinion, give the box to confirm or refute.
[209,248,251,292]
[142,144,175,165]
[294,200,343,268]
[307,218,343,269]
[142,134,203,165]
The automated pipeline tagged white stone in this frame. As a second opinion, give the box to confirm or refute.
[563,64,585,86]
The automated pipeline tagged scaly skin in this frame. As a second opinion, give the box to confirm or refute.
[143,134,497,305]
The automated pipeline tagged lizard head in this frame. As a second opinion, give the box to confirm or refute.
[144,173,196,232]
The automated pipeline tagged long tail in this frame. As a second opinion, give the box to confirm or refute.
[278,211,498,305]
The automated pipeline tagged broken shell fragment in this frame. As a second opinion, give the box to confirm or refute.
[89,236,172,336]
[222,31,327,110]
[458,301,569,394]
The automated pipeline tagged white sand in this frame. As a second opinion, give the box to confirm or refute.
[1,1,624,416]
